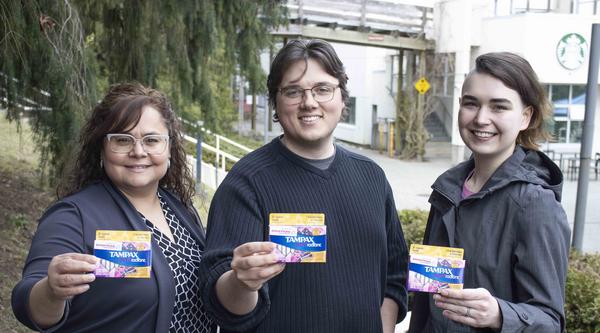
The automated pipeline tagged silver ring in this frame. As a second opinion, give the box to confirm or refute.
[465,307,471,317]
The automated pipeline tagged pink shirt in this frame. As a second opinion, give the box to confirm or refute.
[462,169,475,199]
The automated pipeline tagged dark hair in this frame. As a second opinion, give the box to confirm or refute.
[58,82,195,204]
[267,39,349,120]
[473,52,552,150]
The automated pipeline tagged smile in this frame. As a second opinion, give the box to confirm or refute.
[299,115,322,123]
[126,165,151,170]
[472,130,496,138]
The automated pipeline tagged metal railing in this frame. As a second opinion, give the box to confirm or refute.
[183,132,252,172]
[180,119,253,189]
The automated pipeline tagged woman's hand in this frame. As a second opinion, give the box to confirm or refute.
[433,287,502,330]
[45,253,98,301]
[230,241,285,291]
[29,253,98,328]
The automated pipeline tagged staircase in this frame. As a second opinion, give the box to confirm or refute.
[424,112,450,142]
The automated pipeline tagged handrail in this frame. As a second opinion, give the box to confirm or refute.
[183,134,241,163]
[179,117,253,153]
[179,118,253,187]
[215,133,253,153]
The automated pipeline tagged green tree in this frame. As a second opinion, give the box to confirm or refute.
[1,1,95,183]
[0,0,286,185]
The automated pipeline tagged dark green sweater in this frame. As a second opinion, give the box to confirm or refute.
[200,138,408,333]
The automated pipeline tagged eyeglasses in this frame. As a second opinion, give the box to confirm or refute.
[278,84,339,105]
[106,133,170,154]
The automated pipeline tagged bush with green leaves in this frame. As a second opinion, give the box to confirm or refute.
[399,209,428,248]
[565,251,600,333]
[398,209,428,311]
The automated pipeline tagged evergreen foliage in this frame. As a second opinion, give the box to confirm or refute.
[0,0,286,185]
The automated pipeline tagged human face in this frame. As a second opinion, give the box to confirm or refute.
[459,72,532,164]
[102,106,170,196]
[276,58,344,157]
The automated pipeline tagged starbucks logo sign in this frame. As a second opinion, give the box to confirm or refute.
[556,33,588,70]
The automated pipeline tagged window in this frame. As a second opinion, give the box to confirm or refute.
[341,96,356,124]
[494,0,551,15]
[575,0,599,14]
[548,84,587,143]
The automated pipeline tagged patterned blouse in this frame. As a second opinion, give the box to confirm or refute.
[142,194,213,333]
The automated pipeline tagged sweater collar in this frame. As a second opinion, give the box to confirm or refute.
[271,136,342,179]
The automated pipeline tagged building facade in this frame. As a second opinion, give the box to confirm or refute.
[436,0,600,163]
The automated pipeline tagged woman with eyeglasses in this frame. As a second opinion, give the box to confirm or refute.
[12,83,216,333]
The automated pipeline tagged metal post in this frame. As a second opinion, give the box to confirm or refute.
[379,120,384,153]
[238,76,244,136]
[195,129,203,194]
[388,120,394,158]
[572,23,600,251]
[264,95,269,144]
[215,135,220,187]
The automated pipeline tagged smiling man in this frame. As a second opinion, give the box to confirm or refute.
[199,39,408,333]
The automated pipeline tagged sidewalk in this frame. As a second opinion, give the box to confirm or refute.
[341,141,600,254]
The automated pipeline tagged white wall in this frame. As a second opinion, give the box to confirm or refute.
[331,42,397,146]
[434,0,600,157]
[479,13,600,84]
[477,14,600,155]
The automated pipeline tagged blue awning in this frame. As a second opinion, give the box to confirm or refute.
[554,107,568,117]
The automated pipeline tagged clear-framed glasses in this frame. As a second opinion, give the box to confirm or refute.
[106,133,170,154]
[278,84,339,105]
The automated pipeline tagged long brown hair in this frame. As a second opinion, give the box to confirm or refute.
[474,52,552,150]
[58,82,194,204]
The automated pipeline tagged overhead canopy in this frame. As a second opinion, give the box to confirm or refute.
[272,0,435,50]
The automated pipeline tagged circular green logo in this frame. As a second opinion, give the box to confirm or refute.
[556,33,587,70]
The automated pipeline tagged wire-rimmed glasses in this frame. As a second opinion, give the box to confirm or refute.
[278,84,339,105]
[106,133,169,154]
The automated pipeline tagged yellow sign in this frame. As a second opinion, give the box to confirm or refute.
[414,77,430,95]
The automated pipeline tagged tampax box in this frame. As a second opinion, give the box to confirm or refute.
[407,244,465,293]
[269,213,326,263]
[94,230,152,278]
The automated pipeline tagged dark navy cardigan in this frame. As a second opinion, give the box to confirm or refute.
[12,179,208,332]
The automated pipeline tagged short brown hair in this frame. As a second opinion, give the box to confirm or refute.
[59,82,194,203]
[473,52,552,150]
[267,39,349,120]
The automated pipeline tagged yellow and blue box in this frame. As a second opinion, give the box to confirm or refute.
[269,213,326,263]
[408,244,465,293]
[93,230,152,278]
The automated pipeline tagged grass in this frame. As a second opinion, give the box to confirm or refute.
[0,112,48,333]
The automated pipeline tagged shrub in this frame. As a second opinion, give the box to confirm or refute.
[565,251,600,333]
[399,209,428,248]
[398,209,428,311]
[8,213,28,229]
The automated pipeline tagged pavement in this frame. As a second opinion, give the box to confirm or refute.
[341,141,600,254]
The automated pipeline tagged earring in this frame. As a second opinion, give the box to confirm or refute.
[100,159,104,169]
[167,159,171,169]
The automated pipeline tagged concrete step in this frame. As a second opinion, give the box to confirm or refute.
[424,112,449,142]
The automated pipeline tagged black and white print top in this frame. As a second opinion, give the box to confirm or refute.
[142,194,213,333]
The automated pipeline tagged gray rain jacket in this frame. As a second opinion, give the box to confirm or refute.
[408,146,570,333]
